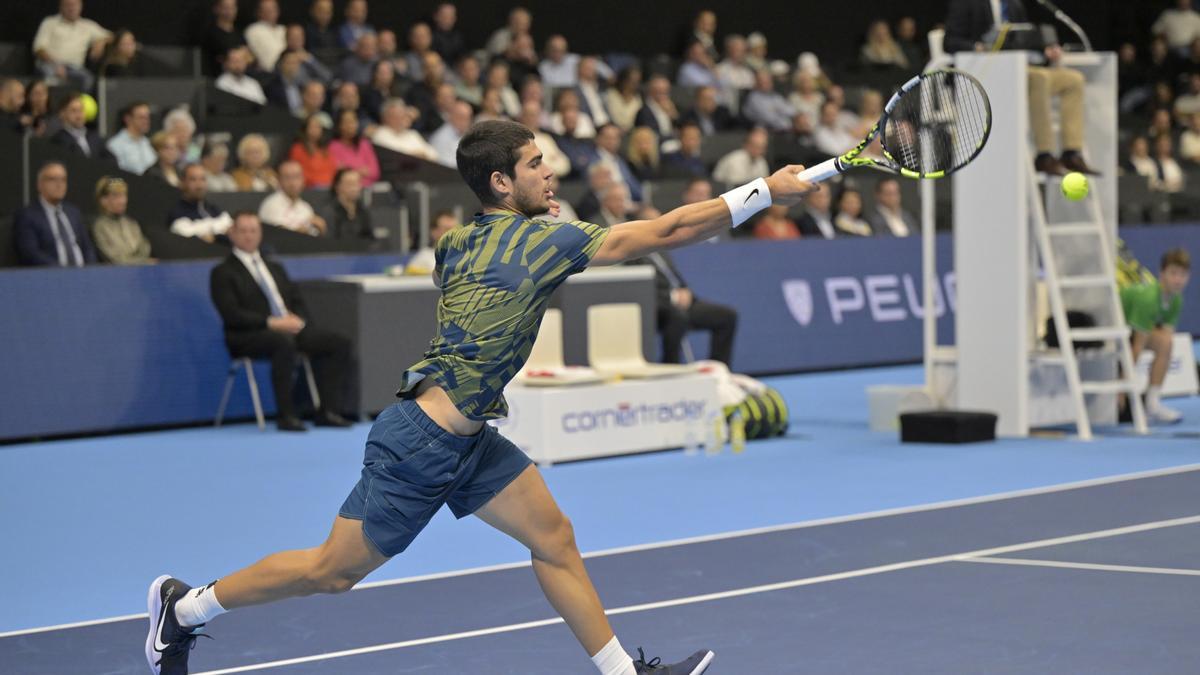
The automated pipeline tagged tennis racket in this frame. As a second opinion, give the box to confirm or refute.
[797,69,992,183]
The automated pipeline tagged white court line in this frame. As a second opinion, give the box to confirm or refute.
[189,514,1200,675]
[961,556,1200,577]
[4,461,1200,639]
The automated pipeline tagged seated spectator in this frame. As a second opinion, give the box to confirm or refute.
[594,123,644,202]
[550,89,596,139]
[163,106,203,163]
[203,0,245,76]
[486,6,532,57]
[454,54,483,106]
[676,39,720,89]
[539,35,579,88]
[1150,134,1186,193]
[98,29,146,78]
[867,177,916,237]
[635,76,680,141]
[826,85,861,132]
[576,164,614,222]
[787,71,825,123]
[796,183,836,239]
[21,80,52,137]
[290,113,338,188]
[431,3,465,65]
[575,56,611,126]
[406,53,450,134]
[895,17,924,69]
[216,47,267,105]
[1149,108,1175,140]
[305,0,338,50]
[626,126,662,181]
[683,10,719,62]
[860,19,908,69]
[296,81,332,128]
[516,100,570,176]
[210,211,353,431]
[201,142,238,192]
[752,204,800,240]
[49,92,113,161]
[322,168,374,239]
[338,32,379,88]
[404,22,435,82]
[32,0,111,91]
[773,111,822,168]
[680,85,738,135]
[713,127,770,185]
[92,176,153,264]
[1125,136,1156,180]
[475,87,508,122]
[405,209,459,273]
[106,101,155,175]
[0,78,28,133]
[503,33,540,89]
[716,34,756,106]
[814,100,857,156]
[1175,74,1200,121]
[662,122,706,178]
[373,99,439,161]
[1153,0,1200,56]
[595,183,633,227]
[833,187,872,236]
[1181,113,1200,164]
[486,60,521,117]
[745,32,769,71]
[430,100,474,167]
[231,133,279,192]
[145,131,182,187]
[265,50,308,116]
[259,159,326,236]
[606,66,643,131]
[743,69,796,132]
[169,164,233,241]
[338,0,374,49]
[245,0,286,71]
[14,161,96,267]
[329,108,381,185]
[284,23,333,84]
[361,59,400,122]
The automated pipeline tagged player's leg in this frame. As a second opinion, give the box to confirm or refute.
[1145,326,1181,422]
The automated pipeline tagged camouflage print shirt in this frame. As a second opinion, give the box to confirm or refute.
[397,209,610,420]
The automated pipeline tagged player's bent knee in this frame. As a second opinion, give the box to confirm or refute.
[532,514,578,563]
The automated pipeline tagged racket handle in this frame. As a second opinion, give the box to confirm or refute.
[796,157,842,183]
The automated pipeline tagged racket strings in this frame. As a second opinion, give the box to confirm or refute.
[884,71,990,176]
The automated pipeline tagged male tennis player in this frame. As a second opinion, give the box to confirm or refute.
[147,119,814,675]
[1122,248,1190,423]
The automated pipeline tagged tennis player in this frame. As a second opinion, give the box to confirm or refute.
[1122,248,1190,423]
[147,119,814,675]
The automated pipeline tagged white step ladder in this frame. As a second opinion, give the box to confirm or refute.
[1026,151,1148,440]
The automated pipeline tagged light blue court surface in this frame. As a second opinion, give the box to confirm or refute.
[1,358,1199,640]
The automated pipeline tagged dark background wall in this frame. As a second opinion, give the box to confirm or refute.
[0,0,1176,67]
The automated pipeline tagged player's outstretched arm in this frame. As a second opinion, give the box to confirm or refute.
[590,165,814,266]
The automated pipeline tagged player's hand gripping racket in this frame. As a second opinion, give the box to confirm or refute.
[797,69,992,183]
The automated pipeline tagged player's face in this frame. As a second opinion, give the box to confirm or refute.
[509,140,554,216]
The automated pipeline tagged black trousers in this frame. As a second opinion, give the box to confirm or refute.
[226,326,351,419]
[658,298,738,366]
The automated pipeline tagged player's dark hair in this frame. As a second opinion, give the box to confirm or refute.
[1161,248,1191,271]
[456,119,534,205]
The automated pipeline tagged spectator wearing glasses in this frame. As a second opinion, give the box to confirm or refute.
[15,162,97,267]
[106,101,155,175]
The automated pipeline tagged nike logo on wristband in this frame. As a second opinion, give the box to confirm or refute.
[743,188,760,205]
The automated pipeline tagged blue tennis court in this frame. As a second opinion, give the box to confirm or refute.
[3,363,1200,674]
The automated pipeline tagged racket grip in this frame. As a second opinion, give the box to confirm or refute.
[795,157,842,183]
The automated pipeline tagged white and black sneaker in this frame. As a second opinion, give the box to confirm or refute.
[634,647,715,674]
[145,575,209,674]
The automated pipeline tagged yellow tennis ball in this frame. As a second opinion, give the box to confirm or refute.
[1061,172,1088,201]
[80,93,98,123]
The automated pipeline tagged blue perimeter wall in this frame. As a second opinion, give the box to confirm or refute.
[1,226,1197,440]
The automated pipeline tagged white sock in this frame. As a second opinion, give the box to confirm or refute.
[1146,386,1163,407]
[591,635,636,675]
[173,581,227,628]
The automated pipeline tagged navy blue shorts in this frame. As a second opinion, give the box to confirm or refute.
[339,399,532,557]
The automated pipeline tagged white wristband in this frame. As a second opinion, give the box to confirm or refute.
[720,177,772,227]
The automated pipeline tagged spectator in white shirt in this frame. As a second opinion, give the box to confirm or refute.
[1180,113,1200,164]
[716,34,755,109]
[1125,136,1157,183]
[371,99,439,162]
[1174,73,1200,122]
[32,0,111,91]
[485,61,521,117]
[787,70,825,124]
[539,35,580,88]
[245,0,286,71]
[814,100,857,156]
[1153,0,1200,54]
[575,56,610,127]
[550,89,596,139]
[429,100,473,167]
[517,100,570,177]
[106,101,155,175]
[712,127,770,185]
[259,160,326,235]
[606,66,644,131]
[1150,134,1186,193]
[216,47,267,105]
[634,75,680,142]
[743,69,796,132]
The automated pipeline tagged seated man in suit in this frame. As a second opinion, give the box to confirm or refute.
[210,211,353,432]
[14,161,97,266]
[795,182,837,239]
[866,177,917,237]
[48,91,113,161]
[680,85,738,136]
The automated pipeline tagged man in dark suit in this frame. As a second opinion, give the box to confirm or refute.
[210,211,353,431]
[944,0,1097,175]
[14,161,97,266]
[48,91,113,161]
[264,49,306,116]
[866,177,918,237]
[795,182,837,239]
[679,85,738,136]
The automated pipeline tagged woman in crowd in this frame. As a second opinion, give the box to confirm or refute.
[91,176,154,264]
[752,204,801,240]
[860,19,908,69]
[371,99,439,161]
[21,79,50,137]
[484,60,520,117]
[362,59,401,123]
[605,66,643,131]
[163,107,203,163]
[201,141,238,192]
[323,167,374,239]
[144,131,181,187]
[624,126,662,181]
[289,114,337,188]
[787,70,825,124]
[231,133,279,192]
[833,186,872,236]
[329,108,380,186]
[98,29,145,78]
